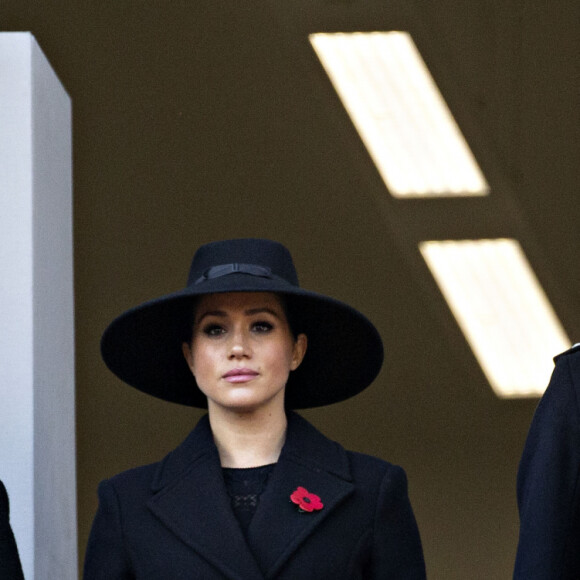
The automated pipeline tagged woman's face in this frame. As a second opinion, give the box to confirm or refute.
[182,292,307,415]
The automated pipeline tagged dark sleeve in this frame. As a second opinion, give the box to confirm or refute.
[84,480,134,580]
[0,481,25,580]
[369,465,426,579]
[514,354,580,579]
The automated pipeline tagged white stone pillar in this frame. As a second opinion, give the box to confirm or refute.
[0,33,76,579]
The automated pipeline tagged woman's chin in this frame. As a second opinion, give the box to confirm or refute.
[208,391,285,416]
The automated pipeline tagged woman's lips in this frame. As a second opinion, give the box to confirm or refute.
[222,368,259,383]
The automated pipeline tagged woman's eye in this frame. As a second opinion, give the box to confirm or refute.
[252,321,273,333]
[203,324,225,337]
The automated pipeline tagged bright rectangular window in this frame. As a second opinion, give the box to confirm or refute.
[420,239,570,397]
[309,31,489,198]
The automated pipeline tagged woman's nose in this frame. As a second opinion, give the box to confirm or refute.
[229,333,251,359]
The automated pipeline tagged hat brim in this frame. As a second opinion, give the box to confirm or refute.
[101,273,384,409]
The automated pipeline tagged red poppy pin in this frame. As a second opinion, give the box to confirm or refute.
[290,486,324,513]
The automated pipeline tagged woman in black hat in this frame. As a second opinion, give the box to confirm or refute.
[84,238,426,579]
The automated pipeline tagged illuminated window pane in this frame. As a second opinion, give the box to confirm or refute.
[309,31,489,198]
[419,239,570,397]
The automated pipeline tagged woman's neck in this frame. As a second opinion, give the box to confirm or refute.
[208,405,288,468]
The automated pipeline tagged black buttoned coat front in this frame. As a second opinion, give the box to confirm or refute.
[84,412,426,579]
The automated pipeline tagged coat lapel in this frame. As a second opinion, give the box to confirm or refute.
[247,412,354,579]
[146,415,265,580]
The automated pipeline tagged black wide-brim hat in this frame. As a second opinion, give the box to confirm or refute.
[101,238,384,409]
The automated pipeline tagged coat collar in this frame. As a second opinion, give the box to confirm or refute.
[147,412,354,579]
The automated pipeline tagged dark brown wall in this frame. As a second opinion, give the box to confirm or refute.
[2,1,579,578]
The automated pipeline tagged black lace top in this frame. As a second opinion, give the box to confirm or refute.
[222,464,275,536]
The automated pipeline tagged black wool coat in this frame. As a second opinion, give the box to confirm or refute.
[514,344,580,579]
[84,412,426,579]
[0,480,24,580]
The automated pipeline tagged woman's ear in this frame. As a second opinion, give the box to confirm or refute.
[290,333,308,371]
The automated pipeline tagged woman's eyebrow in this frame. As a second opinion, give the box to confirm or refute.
[195,310,226,324]
[195,307,282,324]
[245,307,282,319]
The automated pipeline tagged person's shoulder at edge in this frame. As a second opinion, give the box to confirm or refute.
[553,343,580,364]
[541,342,580,412]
